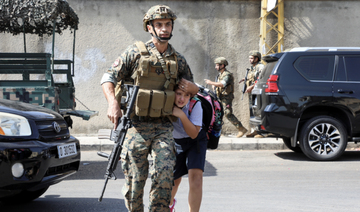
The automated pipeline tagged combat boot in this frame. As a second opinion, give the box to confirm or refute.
[254,134,264,138]
[246,131,258,137]
[237,126,248,138]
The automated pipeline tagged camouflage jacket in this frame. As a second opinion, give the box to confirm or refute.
[215,69,234,99]
[101,40,194,86]
[246,62,264,87]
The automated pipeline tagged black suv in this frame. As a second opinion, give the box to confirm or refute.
[0,99,80,203]
[250,47,360,161]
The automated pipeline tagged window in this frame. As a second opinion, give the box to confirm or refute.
[294,56,334,81]
[344,56,360,81]
[335,56,360,82]
[335,57,346,81]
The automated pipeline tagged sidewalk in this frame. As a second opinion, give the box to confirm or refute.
[75,134,360,152]
[75,134,286,151]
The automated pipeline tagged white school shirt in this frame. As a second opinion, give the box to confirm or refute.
[172,100,203,139]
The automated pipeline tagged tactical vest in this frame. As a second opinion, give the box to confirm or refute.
[215,70,234,98]
[131,41,178,118]
[246,63,264,87]
[246,70,256,87]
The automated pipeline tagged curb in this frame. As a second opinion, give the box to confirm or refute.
[216,136,286,151]
[75,135,286,152]
[74,135,360,152]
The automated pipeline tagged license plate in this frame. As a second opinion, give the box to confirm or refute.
[57,143,77,158]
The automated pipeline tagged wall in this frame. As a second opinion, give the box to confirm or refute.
[1,0,360,136]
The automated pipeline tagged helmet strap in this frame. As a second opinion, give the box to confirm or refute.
[220,65,226,72]
[149,20,174,42]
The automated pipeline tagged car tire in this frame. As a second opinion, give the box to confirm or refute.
[0,186,49,204]
[299,116,347,161]
[282,137,302,153]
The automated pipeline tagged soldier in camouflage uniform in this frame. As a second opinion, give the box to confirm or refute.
[101,5,198,212]
[204,57,248,138]
[239,51,265,138]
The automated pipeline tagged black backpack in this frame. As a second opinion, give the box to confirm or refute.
[188,84,224,149]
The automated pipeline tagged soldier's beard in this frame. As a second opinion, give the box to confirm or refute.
[251,59,259,65]
[216,67,224,72]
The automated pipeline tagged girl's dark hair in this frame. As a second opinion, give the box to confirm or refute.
[174,84,180,91]
[174,75,191,91]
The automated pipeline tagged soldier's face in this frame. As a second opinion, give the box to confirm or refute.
[174,88,191,108]
[149,19,173,39]
[249,56,258,65]
[215,64,224,71]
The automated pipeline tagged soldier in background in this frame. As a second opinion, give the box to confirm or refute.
[101,5,198,211]
[204,57,248,138]
[239,50,265,138]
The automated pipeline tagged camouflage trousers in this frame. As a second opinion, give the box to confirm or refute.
[120,119,176,212]
[219,97,244,129]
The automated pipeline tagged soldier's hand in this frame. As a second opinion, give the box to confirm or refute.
[239,78,245,83]
[107,101,123,129]
[179,78,198,96]
[245,85,254,93]
[204,79,211,85]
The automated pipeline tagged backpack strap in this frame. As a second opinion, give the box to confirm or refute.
[187,95,202,153]
[188,96,201,115]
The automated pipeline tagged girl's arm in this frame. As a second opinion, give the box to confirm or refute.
[173,106,201,139]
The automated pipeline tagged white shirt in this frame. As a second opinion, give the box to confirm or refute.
[172,100,203,139]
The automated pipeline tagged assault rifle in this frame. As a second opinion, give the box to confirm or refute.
[97,84,139,202]
[241,68,250,100]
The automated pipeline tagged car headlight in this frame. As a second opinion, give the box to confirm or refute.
[11,163,24,178]
[0,112,31,136]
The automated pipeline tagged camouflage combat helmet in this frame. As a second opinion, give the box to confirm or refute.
[249,50,262,60]
[214,57,228,66]
[143,5,177,32]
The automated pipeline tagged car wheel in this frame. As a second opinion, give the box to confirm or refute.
[282,137,302,153]
[0,186,49,204]
[299,116,347,161]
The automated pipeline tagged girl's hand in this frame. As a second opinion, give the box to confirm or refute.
[172,106,184,118]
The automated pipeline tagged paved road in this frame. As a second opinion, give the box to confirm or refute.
[3,150,360,212]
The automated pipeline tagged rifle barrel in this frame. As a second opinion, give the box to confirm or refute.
[98,177,109,202]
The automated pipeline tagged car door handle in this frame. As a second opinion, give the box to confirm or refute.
[337,89,354,94]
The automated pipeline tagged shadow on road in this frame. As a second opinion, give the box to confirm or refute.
[0,197,127,212]
[274,151,309,161]
[67,161,125,180]
[274,150,360,162]
[66,159,217,181]
[204,160,217,177]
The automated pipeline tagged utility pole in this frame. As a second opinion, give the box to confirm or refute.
[259,0,284,55]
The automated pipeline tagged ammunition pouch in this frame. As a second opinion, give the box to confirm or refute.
[163,90,175,116]
[135,88,175,117]
[136,89,151,116]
